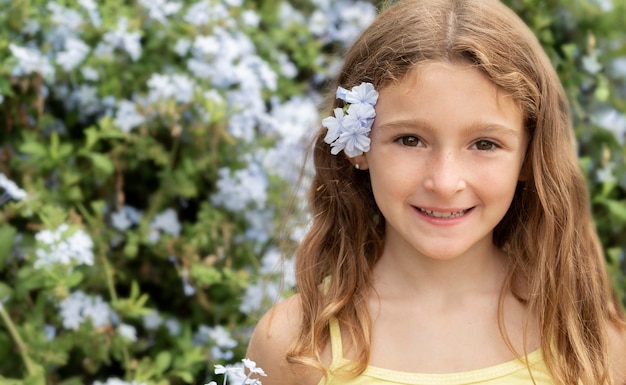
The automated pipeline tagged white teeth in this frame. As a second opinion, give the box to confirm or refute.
[418,207,468,218]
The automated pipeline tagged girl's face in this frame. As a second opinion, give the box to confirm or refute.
[359,62,528,262]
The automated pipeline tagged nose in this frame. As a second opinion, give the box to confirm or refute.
[423,151,467,198]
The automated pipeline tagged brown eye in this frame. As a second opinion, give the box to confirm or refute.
[400,136,421,147]
[474,140,496,151]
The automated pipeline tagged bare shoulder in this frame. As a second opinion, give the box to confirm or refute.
[246,294,319,385]
[608,319,626,385]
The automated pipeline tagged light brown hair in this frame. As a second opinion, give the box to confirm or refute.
[287,0,626,383]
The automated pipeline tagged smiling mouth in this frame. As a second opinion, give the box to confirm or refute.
[417,207,472,219]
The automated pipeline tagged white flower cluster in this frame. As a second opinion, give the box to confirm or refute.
[142,310,181,336]
[194,325,238,360]
[93,379,145,385]
[58,290,115,330]
[207,359,266,385]
[322,83,379,158]
[239,248,295,315]
[0,173,27,204]
[34,224,94,269]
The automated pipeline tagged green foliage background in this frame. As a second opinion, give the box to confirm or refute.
[0,0,624,384]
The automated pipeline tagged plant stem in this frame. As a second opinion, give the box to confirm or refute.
[0,305,37,376]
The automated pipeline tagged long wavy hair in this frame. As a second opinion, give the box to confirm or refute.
[287,0,626,383]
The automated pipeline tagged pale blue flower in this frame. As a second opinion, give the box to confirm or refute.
[164,318,181,336]
[322,108,348,144]
[346,102,376,123]
[58,291,115,330]
[242,359,267,377]
[193,35,220,56]
[78,0,102,27]
[147,73,195,104]
[56,36,90,72]
[142,310,163,330]
[224,0,243,6]
[9,43,55,80]
[117,323,137,342]
[139,0,182,24]
[241,10,261,28]
[21,19,40,35]
[0,173,27,201]
[114,100,145,133]
[34,224,95,269]
[47,2,84,30]
[212,359,266,385]
[211,164,268,212]
[322,82,378,158]
[184,1,228,26]
[343,82,379,105]
[332,120,371,157]
[81,66,99,81]
[194,325,237,360]
[596,162,616,183]
[44,325,56,341]
[93,379,145,385]
[174,38,191,56]
[149,208,181,237]
[594,109,626,144]
[100,18,142,61]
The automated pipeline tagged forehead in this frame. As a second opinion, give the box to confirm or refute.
[373,61,524,133]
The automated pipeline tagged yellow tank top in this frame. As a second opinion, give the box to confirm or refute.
[319,317,556,385]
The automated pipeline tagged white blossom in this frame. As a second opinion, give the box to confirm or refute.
[174,38,191,56]
[241,10,260,28]
[142,310,163,330]
[34,224,94,269]
[139,0,182,24]
[114,100,145,133]
[117,323,137,342]
[98,18,142,61]
[93,379,145,385]
[211,164,268,212]
[0,173,27,201]
[47,2,84,30]
[147,73,195,104]
[58,291,114,330]
[56,36,90,72]
[150,208,181,236]
[81,66,100,81]
[9,43,55,80]
[194,325,237,360]
[165,318,181,336]
[78,0,102,27]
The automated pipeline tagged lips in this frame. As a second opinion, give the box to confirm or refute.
[416,207,472,219]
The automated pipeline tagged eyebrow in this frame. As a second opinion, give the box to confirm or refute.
[376,119,522,138]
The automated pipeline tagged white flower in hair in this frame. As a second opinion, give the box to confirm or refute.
[322,82,378,158]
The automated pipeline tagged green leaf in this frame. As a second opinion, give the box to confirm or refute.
[22,364,45,385]
[172,371,194,384]
[603,199,626,221]
[18,142,47,159]
[155,351,172,374]
[0,282,12,301]
[190,265,222,286]
[0,225,16,270]
[87,153,114,175]
[64,270,84,288]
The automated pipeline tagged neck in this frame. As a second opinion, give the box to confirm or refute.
[371,241,508,301]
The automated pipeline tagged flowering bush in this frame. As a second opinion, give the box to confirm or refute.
[0,0,377,383]
[0,0,624,384]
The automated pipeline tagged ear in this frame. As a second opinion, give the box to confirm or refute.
[350,154,369,170]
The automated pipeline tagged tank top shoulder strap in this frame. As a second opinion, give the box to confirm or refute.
[328,317,345,367]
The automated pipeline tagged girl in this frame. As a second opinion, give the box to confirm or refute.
[247,0,626,384]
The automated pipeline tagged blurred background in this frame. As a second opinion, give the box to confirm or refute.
[0,0,624,384]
